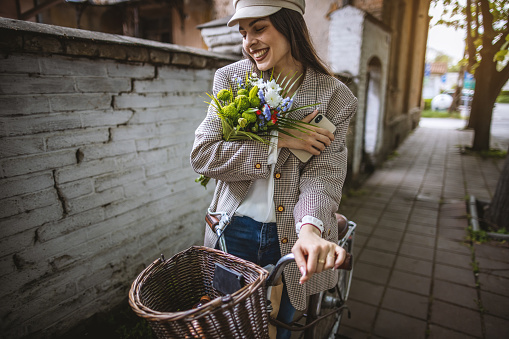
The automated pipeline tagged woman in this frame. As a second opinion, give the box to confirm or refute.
[191,1,357,337]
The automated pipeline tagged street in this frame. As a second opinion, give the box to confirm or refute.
[419,103,509,150]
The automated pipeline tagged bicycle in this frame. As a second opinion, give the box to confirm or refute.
[129,213,356,339]
[207,211,356,339]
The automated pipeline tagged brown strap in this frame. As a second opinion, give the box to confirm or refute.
[205,213,220,232]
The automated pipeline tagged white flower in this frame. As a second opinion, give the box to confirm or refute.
[253,78,266,90]
[264,88,282,108]
[266,79,282,93]
[251,72,258,78]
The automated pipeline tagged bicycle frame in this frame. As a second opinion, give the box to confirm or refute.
[208,213,356,338]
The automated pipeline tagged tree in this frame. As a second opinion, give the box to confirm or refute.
[433,1,509,233]
[484,147,509,231]
[433,0,509,151]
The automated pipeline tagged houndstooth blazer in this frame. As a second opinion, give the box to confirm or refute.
[191,59,357,311]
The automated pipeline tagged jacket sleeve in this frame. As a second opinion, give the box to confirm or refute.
[190,67,272,182]
[294,86,357,230]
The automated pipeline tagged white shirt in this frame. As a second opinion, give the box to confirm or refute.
[235,135,324,236]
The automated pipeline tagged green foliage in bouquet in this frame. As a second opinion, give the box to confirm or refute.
[196,70,319,188]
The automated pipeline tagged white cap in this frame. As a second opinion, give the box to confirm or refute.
[227,0,305,27]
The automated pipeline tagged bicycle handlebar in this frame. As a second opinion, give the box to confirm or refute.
[265,252,353,287]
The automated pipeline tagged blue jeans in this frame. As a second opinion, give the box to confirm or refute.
[221,215,296,339]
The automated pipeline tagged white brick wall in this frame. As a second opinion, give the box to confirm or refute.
[328,6,365,76]
[0,18,235,338]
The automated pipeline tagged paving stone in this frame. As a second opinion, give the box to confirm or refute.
[354,263,391,285]
[356,223,375,236]
[430,300,483,337]
[336,325,370,339]
[337,299,377,333]
[478,272,509,297]
[436,237,471,255]
[434,263,476,287]
[394,256,433,276]
[438,227,468,240]
[474,242,509,264]
[371,228,404,242]
[477,256,509,279]
[358,248,396,268]
[402,232,436,247]
[435,249,472,270]
[372,309,427,339]
[381,211,409,222]
[406,224,437,236]
[377,219,407,231]
[365,237,400,253]
[428,324,479,339]
[399,243,434,260]
[480,290,509,320]
[381,287,429,320]
[484,314,509,339]
[433,279,479,310]
[348,279,385,306]
[354,233,368,250]
[389,270,431,296]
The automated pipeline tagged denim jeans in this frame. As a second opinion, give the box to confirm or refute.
[221,215,296,339]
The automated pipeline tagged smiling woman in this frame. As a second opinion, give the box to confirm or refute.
[190,1,358,338]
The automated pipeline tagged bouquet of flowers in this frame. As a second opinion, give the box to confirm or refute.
[196,70,318,188]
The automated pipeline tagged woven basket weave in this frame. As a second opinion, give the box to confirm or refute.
[129,246,270,338]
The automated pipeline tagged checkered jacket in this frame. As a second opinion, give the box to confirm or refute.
[191,59,357,310]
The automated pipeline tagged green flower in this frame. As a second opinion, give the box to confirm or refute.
[242,111,257,124]
[223,103,239,121]
[238,89,249,97]
[217,89,232,101]
[235,95,250,112]
[238,117,247,128]
[249,86,260,107]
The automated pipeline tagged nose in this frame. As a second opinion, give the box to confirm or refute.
[244,32,257,50]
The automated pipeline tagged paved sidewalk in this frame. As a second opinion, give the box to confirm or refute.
[337,122,509,338]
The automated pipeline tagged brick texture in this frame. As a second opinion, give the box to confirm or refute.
[0,17,236,338]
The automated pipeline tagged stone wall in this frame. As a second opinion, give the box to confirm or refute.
[0,18,237,338]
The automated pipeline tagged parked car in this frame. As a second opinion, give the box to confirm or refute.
[431,93,453,111]
[444,89,474,106]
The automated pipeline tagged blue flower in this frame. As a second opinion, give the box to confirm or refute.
[263,104,271,120]
[258,89,265,105]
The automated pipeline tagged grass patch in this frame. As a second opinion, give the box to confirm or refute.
[421,109,462,119]
[460,146,507,159]
[387,151,399,161]
[496,95,509,103]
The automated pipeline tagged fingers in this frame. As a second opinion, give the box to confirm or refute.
[325,245,336,269]
[302,109,319,123]
[294,242,347,284]
[292,246,308,285]
[334,246,347,270]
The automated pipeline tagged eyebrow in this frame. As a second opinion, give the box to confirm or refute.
[239,18,266,31]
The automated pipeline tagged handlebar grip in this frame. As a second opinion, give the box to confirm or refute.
[337,253,352,271]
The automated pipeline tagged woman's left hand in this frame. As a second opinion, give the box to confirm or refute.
[292,224,346,284]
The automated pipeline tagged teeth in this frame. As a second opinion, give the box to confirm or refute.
[254,49,268,58]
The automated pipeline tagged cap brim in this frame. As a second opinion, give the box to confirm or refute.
[227,6,282,27]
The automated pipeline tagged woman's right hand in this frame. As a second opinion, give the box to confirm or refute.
[277,109,335,155]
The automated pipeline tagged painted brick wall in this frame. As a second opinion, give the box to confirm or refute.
[328,6,364,76]
[0,18,236,338]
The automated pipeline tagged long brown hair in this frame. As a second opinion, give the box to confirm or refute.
[243,8,332,76]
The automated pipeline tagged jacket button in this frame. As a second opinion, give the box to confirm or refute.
[328,229,331,236]
[275,172,281,179]
[277,205,284,212]
[281,237,288,244]
[255,163,261,169]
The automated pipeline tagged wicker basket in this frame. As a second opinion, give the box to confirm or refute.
[129,246,270,338]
